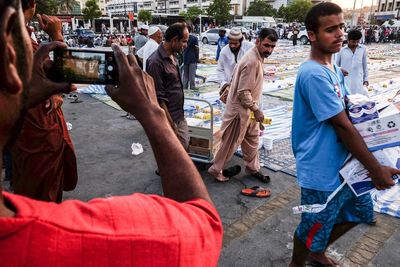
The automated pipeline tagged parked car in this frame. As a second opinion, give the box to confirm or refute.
[200,28,230,44]
[287,26,309,45]
[71,28,96,41]
[287,26,348,45]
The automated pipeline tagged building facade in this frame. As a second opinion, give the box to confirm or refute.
[78,0,111,15]
[374,0,400,21]
[105,0,328,19]
[106,0,139,16]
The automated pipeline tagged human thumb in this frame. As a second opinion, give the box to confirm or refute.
[105,84,117,98]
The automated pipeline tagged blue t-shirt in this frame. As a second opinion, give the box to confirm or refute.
[291,60,349,191]
[216,36,228,60]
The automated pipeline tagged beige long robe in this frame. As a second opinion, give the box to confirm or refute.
[209,47,264,175]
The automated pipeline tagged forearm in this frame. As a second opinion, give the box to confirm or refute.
[140,108,212,204]
[51,33,64,42]
[363,52,368,81]
[238,91,258,111]
[334,123,380,173]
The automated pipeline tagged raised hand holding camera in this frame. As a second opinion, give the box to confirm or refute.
[105,44,163,123]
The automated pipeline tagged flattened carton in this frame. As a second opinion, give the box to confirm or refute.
[354,112,400,151]
[340,147,400,196]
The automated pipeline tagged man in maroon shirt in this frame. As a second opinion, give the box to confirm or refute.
[0,1,222,266]
[11,0,78,203]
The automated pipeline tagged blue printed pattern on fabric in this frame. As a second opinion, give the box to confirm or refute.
[371,183,400,218]
[296,185,374,252]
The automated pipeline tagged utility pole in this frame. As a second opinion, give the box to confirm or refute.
[352,0,358,27]
[369,0,375,23]
[123,0,128,32]
[199,0,202,35]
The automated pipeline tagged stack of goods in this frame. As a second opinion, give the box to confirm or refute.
[340,96,400,201]
[346,94,379,124]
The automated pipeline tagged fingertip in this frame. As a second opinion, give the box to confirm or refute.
[105,84,115,95]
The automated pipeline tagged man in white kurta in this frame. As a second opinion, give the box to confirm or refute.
[216,27,254,87]
[137,26,163,71]
[336,29,369,95]
[208,29,278,182]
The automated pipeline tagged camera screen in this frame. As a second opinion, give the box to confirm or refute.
[60,51,106,83]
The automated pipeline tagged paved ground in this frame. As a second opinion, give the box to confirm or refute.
[60,93,399,267]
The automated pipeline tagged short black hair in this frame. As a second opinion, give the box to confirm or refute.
[258,28,278,42]
[164,22,187,42]
[305,2,342,33]
[348,29,362,40]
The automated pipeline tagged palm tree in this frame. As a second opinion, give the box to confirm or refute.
[57,0,79,14]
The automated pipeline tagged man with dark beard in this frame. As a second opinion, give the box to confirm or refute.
[216,27,254,89]
[146,22,190,150]
[208,28,278,182]
[0,1,222,265]
[11,0,78,203]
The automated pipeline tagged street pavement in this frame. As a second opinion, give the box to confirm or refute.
[62,93,400,267]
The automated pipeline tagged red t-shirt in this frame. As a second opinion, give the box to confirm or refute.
[0,192,222,266]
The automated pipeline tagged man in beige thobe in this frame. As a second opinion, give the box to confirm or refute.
[208,28,278,182]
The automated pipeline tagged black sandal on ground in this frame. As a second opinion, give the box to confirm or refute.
[251,172,270,183]
[222,165,241,177]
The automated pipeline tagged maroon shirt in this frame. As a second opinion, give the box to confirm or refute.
[146,44,185,122]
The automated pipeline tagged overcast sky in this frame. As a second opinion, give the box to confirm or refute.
[331,0,376,9]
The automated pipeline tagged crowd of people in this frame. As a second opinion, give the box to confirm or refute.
[1,0,400,266]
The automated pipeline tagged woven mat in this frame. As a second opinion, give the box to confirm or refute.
[260,138,296,174]
[235,138,297,176]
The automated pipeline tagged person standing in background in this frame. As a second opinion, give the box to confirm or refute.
[336,29,369,95]
[182,26,199,90]
[216,28,228,60]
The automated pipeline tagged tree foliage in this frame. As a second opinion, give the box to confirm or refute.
[283,0,312,23]
[82,0,102,27]
[246,0,276,17]
[138,10,152,23]
[207,0,231,25]
[276,5,287,20]
[181,6,202,23]
[35,0,58,15]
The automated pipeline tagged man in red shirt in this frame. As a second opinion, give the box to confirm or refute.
[0,1,223,266]
[11,0,78,203]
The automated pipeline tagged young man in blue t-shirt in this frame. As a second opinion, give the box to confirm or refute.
[289,3,400,267]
